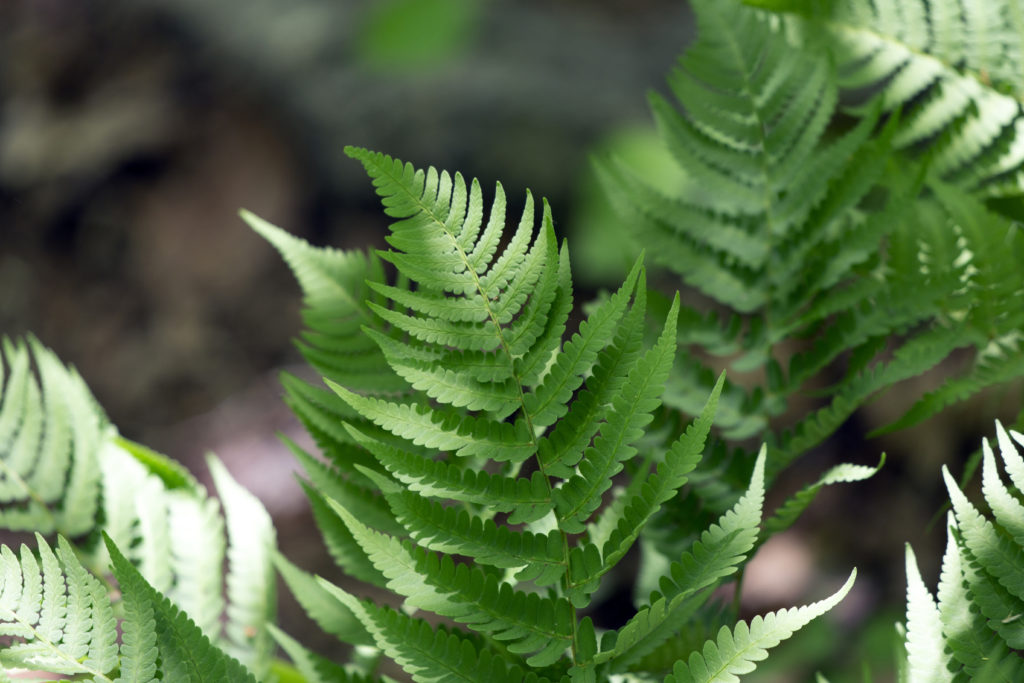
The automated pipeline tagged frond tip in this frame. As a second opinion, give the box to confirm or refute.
[666,570,856,683]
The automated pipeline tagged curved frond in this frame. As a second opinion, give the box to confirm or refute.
[762,454,884,539]
[604,449,767,671]
[664,571,855,683]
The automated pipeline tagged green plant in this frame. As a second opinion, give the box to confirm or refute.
[0,339,276,680]
[594,0,1024,531]
[2,0,1024,680]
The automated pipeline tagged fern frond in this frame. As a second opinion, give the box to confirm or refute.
[525,256,643,432]
[785,0,1024,197]
[330,386,535,463]
[597,0,881,313]
[604,448,767,671]
[0,535,119,678]
[554,295,680,533]
[0,338,104,535]
[345,424,553,524]
[362,467,566,586]
[762,454,885,539]
[243,210,405,394]
[320,582,552,683]
[0,337,278,677]
[663,571,856,683]
[208,456,276,679]
[326,496,574,666]
[273,553,373,647]
[581,372,724,593]
[269,624,379,683]
[105,534,259,683]
[903,544,953,683]
[944,464,1024,617]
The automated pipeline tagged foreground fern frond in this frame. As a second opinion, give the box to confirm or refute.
[254,146,856,681]
[901,422,1024,679]
[0,338,276,679]
[0,533,258,682]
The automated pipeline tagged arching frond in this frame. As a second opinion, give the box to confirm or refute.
[603,448,767,671]
[664,571,856,683]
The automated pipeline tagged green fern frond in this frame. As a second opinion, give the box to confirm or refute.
[0,535,118,678]
[362,467,566,586]
[257,143,859,679]
[582,371,724,593]
[345,424,553,524]
[762,454,885,539]
[269,624,379,683]
[664,571,856,683]
[273,553,373,647]
[604,448,767,671]
[105,534,259,683]
[0,338,278,678]
[321,582,553,683]
[326,496,574,666]
[243,210,405,394]
[902,544,953,683]
[597,0,882,314]
[782,0,1024,197]
[554,295,680,533]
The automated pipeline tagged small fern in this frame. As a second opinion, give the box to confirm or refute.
[251,146,859,681]
[0,338,276,680]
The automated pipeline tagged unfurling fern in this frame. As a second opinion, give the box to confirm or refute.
[251,146,857,681]
[0,339,276,680]
[902,422,1024,680]
[598,0,1024,510]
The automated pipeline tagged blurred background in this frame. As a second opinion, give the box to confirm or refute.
[1,1,1018,680]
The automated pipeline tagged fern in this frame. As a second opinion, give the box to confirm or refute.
[0,533,258,682]
[598,0,1024,509]
[0,338,276,679]
[901,422,1024,680]
[773,0,1024,200]
[253,146,856,681]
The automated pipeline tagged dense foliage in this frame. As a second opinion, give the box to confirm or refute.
[2,0,1024,680]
